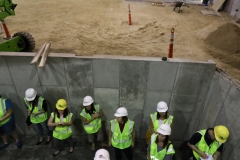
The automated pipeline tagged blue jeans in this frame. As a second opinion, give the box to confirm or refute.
[33,119,51,137]
[0,116,15,135]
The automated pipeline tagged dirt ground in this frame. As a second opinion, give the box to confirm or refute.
[3,0,240,80]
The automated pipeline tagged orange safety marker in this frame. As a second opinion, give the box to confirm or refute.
[168,28,174,58]
[1,20,11,38]
[128,4,132,25]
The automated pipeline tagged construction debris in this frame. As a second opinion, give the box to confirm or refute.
[39,43,51,67]
[31,43,47,64]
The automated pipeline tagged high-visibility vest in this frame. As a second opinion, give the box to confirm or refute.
[150,133,175,160]
[0,98,11,126]
[110,119,134,149]
[24,97,47,124]
[80,105,101,134]
[150,112,173,132]
[193,130,222,160]
[52,112,73,140]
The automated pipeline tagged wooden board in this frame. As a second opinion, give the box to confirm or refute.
[212,0,225,12]
[0,23,4,34]
[201,10,220,16]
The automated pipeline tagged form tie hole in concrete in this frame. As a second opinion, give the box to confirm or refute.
[162,57,167,61]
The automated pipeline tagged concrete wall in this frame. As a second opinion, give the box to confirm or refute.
[197,69,240,160]
[224,0,240,18]
[0,55,216,142]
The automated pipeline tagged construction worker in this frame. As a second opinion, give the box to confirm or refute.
[47,99,74,156]
[188,125,230,160]
[94,148,110,160]
[24,88,51,145]
[0,95,22,149]
[147,124,175,160]
[147,101,174,144]
[109,107,135,160]
[80,96,106,150]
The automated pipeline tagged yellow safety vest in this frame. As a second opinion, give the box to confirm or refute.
[193,130,222,160]
[150,112,173,132]
[150,133,175,160]
[51,112,73,140]
[0,98,11,126]
[110,119,134,149]
[80,105,101,134]
[24,97,47,124]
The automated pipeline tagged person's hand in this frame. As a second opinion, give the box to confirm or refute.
[132,142,135,148]
[200,152,209,159]
[91,114,97,119]
[94,113,99,118]
[108,141,111,147]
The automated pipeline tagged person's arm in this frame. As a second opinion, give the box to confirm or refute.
[132,126,136,147]
[0,108,13,122]
[96,109,103,118]
[47,114,60,127]
[81,115,96,125]
[188,132,209,159]
[188,142,208,158]
[108,124,112,147]
[213,151,220,160]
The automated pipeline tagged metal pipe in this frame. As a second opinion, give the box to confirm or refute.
[168,28,174,58]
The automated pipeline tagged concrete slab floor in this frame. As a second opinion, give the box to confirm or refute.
[0,135,190,160]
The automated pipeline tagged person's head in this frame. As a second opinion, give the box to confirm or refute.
[114,107,128,123]
[55,99,69,117]
[156,124,171,147]
[156,101,168,119]
[94,148,110,160]
[209,125,229,143]
[25,88,37,102]
[83,96,94,111]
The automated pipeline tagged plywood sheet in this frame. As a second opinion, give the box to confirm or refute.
[0,23,4,34]
[201,10,220,16]
[212,0,225,12]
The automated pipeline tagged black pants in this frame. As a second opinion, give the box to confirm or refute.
[114,146,133,160]
[53,136,73,152]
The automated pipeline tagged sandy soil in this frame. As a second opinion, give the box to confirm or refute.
[3,0,240,80]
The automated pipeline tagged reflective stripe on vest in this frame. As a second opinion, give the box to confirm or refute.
[150,133,175,160]
[150,112,173,132]
[110,119,134,149]
[0,98,11,126]
[52,112,73,140]
[193,130,222,160]
[80,105,101,134]
[24,97,47,123]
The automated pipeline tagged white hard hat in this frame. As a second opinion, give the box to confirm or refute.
[157,101,168,112]
[83,96,94,106]
[114,107,128,117]
[25,88,37,101]
[157,124,171,135]
[94,149,110,160]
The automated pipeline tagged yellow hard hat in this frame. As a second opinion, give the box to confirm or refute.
[56,99,67,110]
[214,125,229,143]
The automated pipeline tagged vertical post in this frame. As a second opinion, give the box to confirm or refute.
[128,4,132,25]
[168,28,174,58]
[0,20,11,38]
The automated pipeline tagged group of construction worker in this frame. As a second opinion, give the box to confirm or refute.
[0,88,230,160]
